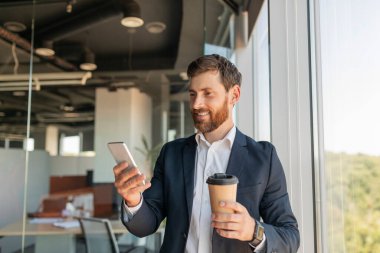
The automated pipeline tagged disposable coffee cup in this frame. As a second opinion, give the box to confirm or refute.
[206,173,239,214]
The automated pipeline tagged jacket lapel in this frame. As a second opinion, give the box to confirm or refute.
[226,129,247,179]
[182,135,197,222]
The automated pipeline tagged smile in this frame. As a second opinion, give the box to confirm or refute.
[196,112,209,116]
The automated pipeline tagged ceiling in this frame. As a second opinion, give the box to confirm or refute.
[0,0,236,141]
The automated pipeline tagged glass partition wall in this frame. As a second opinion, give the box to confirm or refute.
[0,1,36,252]
[0,0,235,252]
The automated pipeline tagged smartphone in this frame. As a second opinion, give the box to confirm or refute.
[107,142,145,185]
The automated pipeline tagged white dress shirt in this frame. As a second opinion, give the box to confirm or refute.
[184,126,236,253]
[123,126,265,252]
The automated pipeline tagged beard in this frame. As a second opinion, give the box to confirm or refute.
[191,98,229,133]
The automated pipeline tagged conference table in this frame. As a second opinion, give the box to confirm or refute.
[0,218,128,253]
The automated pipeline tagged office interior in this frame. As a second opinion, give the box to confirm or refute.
[1,0,379,252]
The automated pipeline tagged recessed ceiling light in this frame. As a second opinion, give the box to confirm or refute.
[145,22,166,34]
[4,21,26,33]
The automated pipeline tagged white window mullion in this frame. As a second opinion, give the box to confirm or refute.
[268,0,315,252]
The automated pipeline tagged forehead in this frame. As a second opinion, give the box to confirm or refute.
[188,70,224,91]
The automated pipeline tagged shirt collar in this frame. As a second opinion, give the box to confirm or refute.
[195,126,236,149]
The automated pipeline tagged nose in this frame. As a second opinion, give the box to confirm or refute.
[191,95,204,110]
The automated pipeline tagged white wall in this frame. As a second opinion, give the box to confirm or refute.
[235,35,254,138]
[0,149,50,226]
[94,88,152,182]
[0,149,50,253]
[0,149,27,228]
[49,156,94,176]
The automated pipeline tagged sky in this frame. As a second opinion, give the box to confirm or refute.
[320,0,380,156]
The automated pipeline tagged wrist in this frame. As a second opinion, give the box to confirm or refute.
[249,220,265,248]
[125,195,141,207]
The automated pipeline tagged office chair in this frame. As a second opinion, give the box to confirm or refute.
[79,217,143,253]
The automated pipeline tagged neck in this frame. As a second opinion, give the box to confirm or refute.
[203,119,234,144]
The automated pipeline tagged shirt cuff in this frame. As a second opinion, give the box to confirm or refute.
[249,233,266,251]
[122,195,143,222]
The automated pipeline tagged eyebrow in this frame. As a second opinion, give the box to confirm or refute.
[188,88,212,93]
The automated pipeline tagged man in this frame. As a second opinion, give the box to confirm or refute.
[113,54,300,253]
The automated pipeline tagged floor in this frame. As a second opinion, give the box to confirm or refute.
[11,238,158,253]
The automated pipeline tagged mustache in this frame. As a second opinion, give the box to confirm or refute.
[191,109,210,114]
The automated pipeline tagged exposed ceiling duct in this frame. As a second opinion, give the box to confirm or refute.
[0,0,224,140]
[38,1,124,42]
[0,26,77,71]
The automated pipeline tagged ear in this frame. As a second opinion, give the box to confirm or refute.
[230,85,241,105]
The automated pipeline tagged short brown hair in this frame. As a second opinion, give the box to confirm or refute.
[187,54,242,91]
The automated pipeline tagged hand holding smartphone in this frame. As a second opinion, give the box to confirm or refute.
[108,141,145,185]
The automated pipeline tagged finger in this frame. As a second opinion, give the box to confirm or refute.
[212,221,240,231]
[128,181,152,195]
[115,167,141,187]
[219,201,245,213]
[212,212,242,223]
[118,180,151,200]
[113,162,129,176]
[120,173,146,190]
[216,229,240,239]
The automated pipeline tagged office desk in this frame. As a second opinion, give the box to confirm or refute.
[0,219,126,236]
[0,219,127,253]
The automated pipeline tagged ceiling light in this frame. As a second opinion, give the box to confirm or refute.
[4,21,27,33]
[60,103,75,112]
[145,22,166,34]
[66,0,76,13]
[36,41,55,57]
[13,91,26,97]
[120,0,144,28]
[0,72,92,81]
[80,62,97,71]
[80,49,97,71]
[0,72,92,91]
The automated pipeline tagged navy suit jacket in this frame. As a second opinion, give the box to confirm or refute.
[122,129,300,253]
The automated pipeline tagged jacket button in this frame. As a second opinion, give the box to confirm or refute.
[183,233,187,239]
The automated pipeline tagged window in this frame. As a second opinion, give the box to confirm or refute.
[317,1,380,252]
[252,0,270,141]
[60,135,81,156]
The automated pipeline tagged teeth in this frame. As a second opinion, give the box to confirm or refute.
[197,112,209,116]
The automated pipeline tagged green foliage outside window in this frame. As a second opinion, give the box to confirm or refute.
[326,152,380,253]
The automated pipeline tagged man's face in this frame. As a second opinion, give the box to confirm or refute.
[188,71,233,133]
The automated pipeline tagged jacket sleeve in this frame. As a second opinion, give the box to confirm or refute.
[121,143,168,237]
[258,145,300,253]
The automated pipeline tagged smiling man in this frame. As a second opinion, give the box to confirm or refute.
[113,54,300,253]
